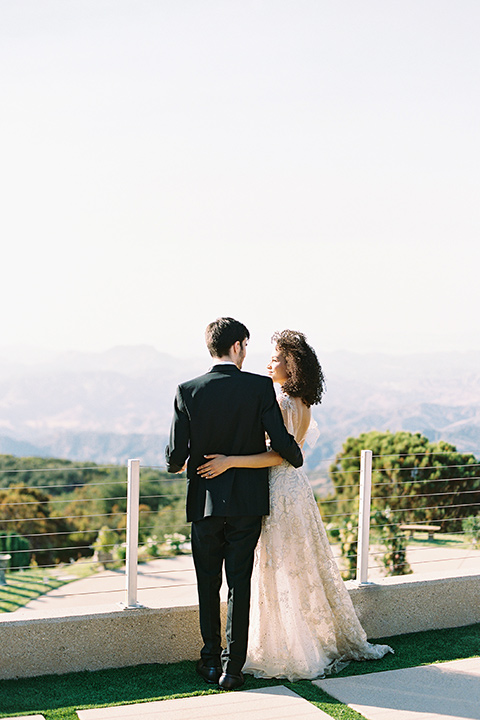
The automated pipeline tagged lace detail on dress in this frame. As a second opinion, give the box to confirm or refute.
[243,395,393,681]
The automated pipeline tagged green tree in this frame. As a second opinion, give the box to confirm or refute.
[328,431,480,533]
[0,486,70,566]
[0,454,106,495]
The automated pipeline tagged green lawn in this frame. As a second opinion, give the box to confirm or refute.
[364,531,469,550]
[406,532,470,548]
[0,623,479,720]
[0,561,96,613]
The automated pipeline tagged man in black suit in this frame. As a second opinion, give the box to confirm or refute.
[165,317,303,690]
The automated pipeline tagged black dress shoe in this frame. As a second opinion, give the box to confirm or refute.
[218,671,245,690]
[196,659,222,684]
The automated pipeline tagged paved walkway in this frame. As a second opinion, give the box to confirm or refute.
[1,555,204,621]
[77,685,330,720]
[314,657,480,720]
[3,545,479,621]
[5,658,480,720]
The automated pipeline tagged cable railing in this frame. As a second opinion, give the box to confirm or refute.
[0,459,192,607]
[1,449,479,613]
[345,449,480,583]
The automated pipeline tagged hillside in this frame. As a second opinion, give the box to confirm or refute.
[1,345,479,470]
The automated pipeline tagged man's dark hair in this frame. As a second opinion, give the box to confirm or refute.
[205,317,250,358]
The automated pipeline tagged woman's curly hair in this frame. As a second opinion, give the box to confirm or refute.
[272,330,325,407]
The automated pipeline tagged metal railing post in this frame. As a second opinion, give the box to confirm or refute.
[122,458,142,609]
[356,449,373,585]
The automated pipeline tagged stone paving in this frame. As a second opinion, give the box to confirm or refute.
[77,685,331,720]
[314,657,480,720]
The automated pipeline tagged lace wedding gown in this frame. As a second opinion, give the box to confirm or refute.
[243,393,393,681]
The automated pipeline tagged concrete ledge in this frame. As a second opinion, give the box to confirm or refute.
[347,570,480,638]
[0,604,219,680]
[1,573,479,680]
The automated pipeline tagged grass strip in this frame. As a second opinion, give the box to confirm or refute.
[0,562,95,613]
[0,570,68,613]
[0,622,479,720]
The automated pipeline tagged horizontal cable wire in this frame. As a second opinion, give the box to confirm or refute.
[0,465,122,476]
[0,527,125,539]
[367,544,474,559]
[318,497,358,505]
[329,469,361,476]
[372,475,480,487]
[371,516,476,530]
[368,554,479,571]
[3,535,192,556]
[139,495,185,501]
[142,456,362,469]
[5,559,108,572]
[371,463,480,473]
[1,480,128,493]
[372,488,480,501]
[15,544,96,554]
[1,478,185,493]
[372,452,479,459]
[0,511,126,524]
[369,533,467,544]
[330,460,479,475]
[367,502,480,515]
[318,483,359,490]
[3,560,197,575]
[0,523,190,538]
[2,494,185,507]
[3,496,127,507]
[37,583,198,600]
[124,567,196,576]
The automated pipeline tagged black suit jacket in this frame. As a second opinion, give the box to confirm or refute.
[165,364,303,522]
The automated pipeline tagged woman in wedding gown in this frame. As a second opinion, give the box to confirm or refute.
[197,330,392,681]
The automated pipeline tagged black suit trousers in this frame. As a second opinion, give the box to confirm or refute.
[191,514,262,675]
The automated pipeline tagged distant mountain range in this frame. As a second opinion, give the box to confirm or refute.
[0,345,479,469]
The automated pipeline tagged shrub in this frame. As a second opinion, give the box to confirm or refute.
[462,515,480,549]
[372,509,412,576]
[336,516,358,580]
[0,532,31,570]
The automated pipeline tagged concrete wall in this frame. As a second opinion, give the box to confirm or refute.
[347,571,480,638]
[1,572,479,680]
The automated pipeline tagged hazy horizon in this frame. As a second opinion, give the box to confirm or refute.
[2,341,480,364]
[1,339,479,466]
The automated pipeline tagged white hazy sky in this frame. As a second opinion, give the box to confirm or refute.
[2,0,480,362]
